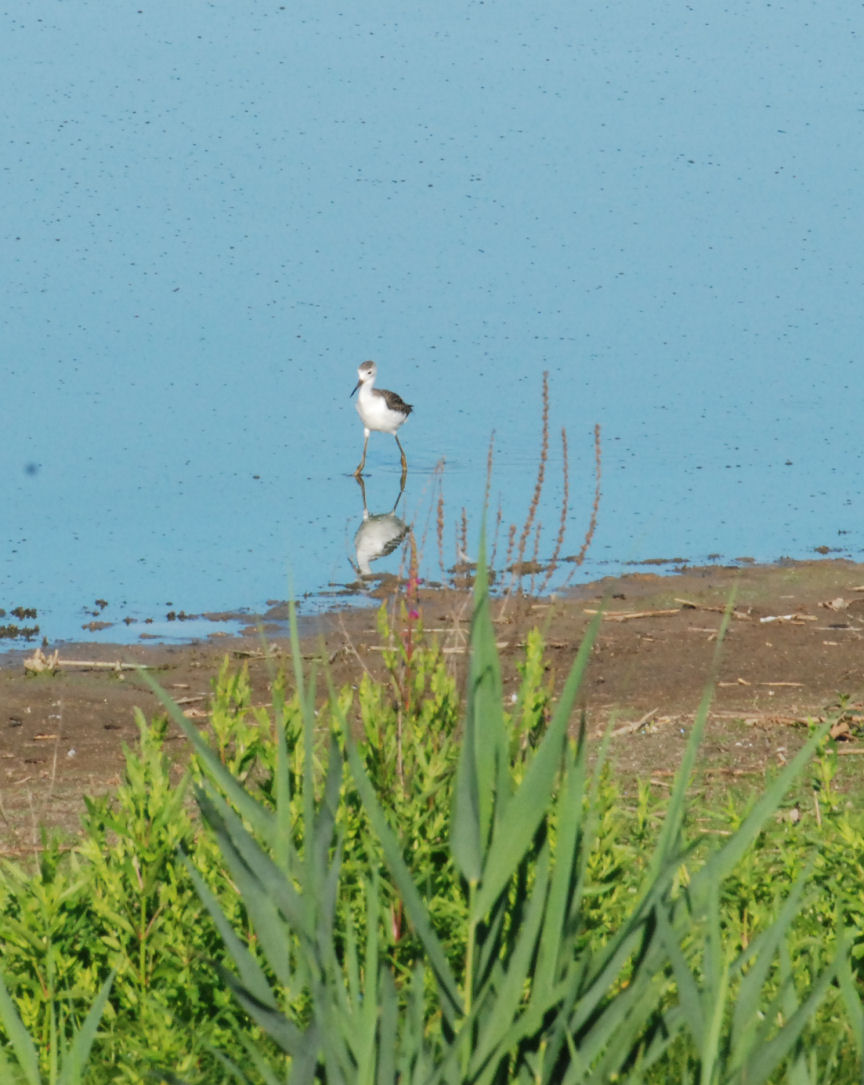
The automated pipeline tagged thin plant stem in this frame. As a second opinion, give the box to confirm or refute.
[489,498,503,574]
[436,488,446,578]
[509,370,549,597]
[483,431,495,519]
[516,372,549,565]
[562,422,602,585]
[457,508,469,566]
[504,522,517,573]
[461,888,478,1075]
[530,520,543,595]
[538,426,570,595]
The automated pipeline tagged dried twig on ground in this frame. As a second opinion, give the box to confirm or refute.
[583,607,680,622]
[23,648,152,675]
[612,707,660,737]
[676,598,752,620]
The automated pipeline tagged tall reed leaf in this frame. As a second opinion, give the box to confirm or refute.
[451,541,505,884]
[472,612,600,921]
[145,671,277,845]
[181,855,281,1017]
[55,972,116,1085]
[0,971,39,1085]
[342,735,463,1026]
[168,555,856,1083]
[0,969,114,1085]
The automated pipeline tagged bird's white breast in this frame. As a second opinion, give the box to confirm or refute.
[356,385,405,434]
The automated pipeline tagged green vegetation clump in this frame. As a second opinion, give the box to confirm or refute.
[0,570,862,1082]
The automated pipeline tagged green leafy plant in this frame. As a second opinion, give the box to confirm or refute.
[2,552,863,1081]
[148,554,857,1083]
[0,705,271,1083]
[0,967,113,1085]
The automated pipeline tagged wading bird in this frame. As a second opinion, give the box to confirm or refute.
[350,360,413,478]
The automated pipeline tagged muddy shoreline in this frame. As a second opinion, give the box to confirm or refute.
[2,558,864,848]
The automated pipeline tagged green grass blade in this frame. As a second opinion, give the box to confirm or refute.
[195,789,302,987]
[836,939,864,1064]
[0,970,40,1085]
[356,873,382,1080]
[450,732,483,885]
[559,961,676,1081]
[648,690,718,883]
[182,855,279,1011]
[687,721,832,905]
[566,858,685,1038]
[645,597,738,887]
[467,541,508,835]
[729,872,810,1056]
[342,894,361,1015]
[532,728,586,988]
[468,848,553,1079]
[143,669,277,844]
[308,749,343,920]
[221,969,312,1059]
[700,889,730,1085]
[207,1042,282,1085]
[473,612,601,920]
[377,969,398,1085]
[322,873,384,1085]
[741,953,840,1085]
[342,731,463,1025]
[56,970,115,1085]
[272,676,294,874]
[451,543,503,884]
[578,971,684,1084]
[287,593,308,722]
[655,906,704,1042]
[0,1051,28,1085]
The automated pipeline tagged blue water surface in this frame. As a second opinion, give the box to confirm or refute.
[2,1,862,644]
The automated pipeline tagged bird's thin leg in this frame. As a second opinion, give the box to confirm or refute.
[354,433,369,477]
[354,472,369,512]
[395,434,408,474]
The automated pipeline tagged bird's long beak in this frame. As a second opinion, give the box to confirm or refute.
[350,380,361,397]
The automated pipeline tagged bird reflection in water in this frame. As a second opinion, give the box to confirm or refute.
[350,475,411,578]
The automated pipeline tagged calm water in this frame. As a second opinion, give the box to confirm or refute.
[3,2,862,644]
